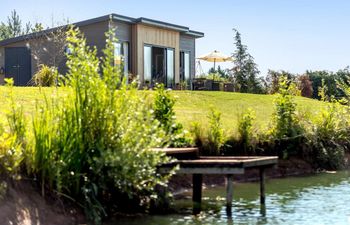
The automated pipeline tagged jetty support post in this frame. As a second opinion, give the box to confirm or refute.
[192,174,202,214]
[259,167,265,205]
[226,174,233,216]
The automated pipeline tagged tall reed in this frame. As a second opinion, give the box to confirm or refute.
[8,28,175,224]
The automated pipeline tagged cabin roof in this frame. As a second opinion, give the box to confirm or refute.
[0,13,204,47]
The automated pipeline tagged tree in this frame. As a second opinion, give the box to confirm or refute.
[306,70,339,99]
[0,23,10,40]
[31,22,44,33]
[266,70,296,94]
[26,22,68,78]
[231,28,262,93]
[208,65,229,79]
[297,74,313,98]
[0,10,32,40]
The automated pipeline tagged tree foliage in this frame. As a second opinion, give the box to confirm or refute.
[297,74,313,98]
[208,65,229,79]
[231,28,263,93]
[0,10,34,40]
[153,84,190,147]
[306,68,350,100]
[266,70,296,94]
[271,75,302,140]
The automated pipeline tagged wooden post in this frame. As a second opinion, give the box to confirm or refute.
[260,203,266,217]
[192,174,202,214]
[226,174,233,216]
[259,167,265,205]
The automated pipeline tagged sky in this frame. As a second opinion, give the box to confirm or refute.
[1,0,350,76]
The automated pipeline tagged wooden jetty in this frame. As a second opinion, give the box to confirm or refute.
[156,148,278,214]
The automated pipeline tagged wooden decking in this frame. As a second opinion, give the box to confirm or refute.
[153,147,199,155]
[156,148,278,215]
[159,156,278,174]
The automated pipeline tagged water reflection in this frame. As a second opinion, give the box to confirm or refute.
[108,171,350,225]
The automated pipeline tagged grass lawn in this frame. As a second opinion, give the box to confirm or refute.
[173,91,326,132]
[0,87,327,134]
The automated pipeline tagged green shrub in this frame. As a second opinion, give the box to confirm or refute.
[190,121,204,147]
[207,73,227,82]
[32,64,59,87]
[0,127,22,175]
[305,97,349,170]
[271,75,302,138]
[237,108,256,155]
[207,108,224,155]
[0,78,25,176]
[153,84,191,147]
[264,75,304,158]
[9,28,175,224]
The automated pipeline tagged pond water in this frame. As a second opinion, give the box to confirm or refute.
[110,171,350,225]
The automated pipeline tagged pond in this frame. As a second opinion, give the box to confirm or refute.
[109,171,350,225]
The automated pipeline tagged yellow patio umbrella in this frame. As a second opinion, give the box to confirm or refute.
[197,50,233,70]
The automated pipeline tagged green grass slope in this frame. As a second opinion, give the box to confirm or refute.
[173,91,326,132]
[0,87,326,134]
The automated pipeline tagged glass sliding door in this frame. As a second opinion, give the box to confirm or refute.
[114,42,129,82]
[144,45,152,82]
[114,43,122,66]
[123,42,129,82]
[184,52,190,82]
[143,45,175,87]
[166,48,174,88]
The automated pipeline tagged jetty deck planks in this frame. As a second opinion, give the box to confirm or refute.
[156,148,278,215]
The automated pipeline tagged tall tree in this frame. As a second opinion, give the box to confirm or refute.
[6,10,22,37]
[0,10,32,40]
[231,29,262,93]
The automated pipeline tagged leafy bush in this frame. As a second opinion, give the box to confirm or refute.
[153,84,191,147]
[305,100,349,170]
[270,75,303,139]
[266,70,296,94]
[190,121,204,147]
[207,108,224,155]
[264,75,304,158]
[237,108,256,155]
[31,64,59,87]
[0,79,25,176]
[206,73,228,82]
[8,28,175,224]
[0,125,22,175]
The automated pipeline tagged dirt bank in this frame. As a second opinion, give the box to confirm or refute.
[0,178,85,225]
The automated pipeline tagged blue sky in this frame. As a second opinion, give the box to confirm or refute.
[1,0,350,76]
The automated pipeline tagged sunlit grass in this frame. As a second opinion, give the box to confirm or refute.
[0,87,327,134]
[173,91,326,133]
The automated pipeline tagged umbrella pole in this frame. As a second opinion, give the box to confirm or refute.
[214,59,216,71]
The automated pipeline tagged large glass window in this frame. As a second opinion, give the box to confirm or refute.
[114,43,122,65]
[114,42,129,80]
[144,46,152,82]
[184,52,190,81]
[180,51,191,84]
[166,48,174,87]
[143,45,175,87]
[123,42,129,81]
